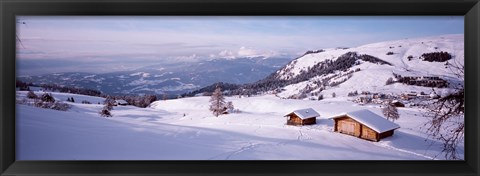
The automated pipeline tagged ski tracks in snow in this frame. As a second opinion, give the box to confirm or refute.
[297,129,313,141]
[374,142,436,160]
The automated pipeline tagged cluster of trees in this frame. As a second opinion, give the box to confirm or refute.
[209,87,236,117]
[15,80,102,97]
[17,80,158,108]
[18,91,71,111]
[102,94,157,108]
[421,51,452,62]
[393,75,448,88]
[66,97,75,103]
[67,97,91,104]
[347,90,359,97]
[182,82,240,97]
[39,83,102,97]
[16,80,34,91]
[302,49,325,56]
[82,100,92,104]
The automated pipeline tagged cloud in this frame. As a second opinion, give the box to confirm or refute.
[175,54,198,61]
[217,50,236,59]
[237,46,279,58]
[237,46,259,57]
[210,47,280,60]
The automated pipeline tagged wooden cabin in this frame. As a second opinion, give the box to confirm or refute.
[391,100,405,107]
[284,108,320,126]
[329,109,400,142]
[114,100,128,106]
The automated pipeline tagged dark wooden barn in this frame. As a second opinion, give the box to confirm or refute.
[329,109,400,142]
[284,108,320,126]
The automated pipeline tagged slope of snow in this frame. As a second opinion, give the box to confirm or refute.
[278,34,463,80]
[16,91,462,160]
[275,34,463,99]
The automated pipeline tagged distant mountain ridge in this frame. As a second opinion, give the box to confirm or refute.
[17,56,292,96]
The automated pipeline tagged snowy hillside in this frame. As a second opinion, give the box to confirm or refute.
[264,34,464,99]
[16,91,462,160]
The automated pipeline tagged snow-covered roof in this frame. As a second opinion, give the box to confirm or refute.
[329,109,400,133]
[115,100,128,104]
[284,108,320,119]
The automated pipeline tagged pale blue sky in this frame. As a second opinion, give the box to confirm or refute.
[16,16,463,75]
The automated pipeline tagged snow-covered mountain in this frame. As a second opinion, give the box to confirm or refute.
[235,34,464,99]
[17,56,292,96]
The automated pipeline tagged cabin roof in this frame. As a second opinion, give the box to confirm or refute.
[115,100,128,104]
[284,108,320,119]
[329,109,400,133]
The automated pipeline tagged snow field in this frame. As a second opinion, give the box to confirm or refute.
[16,91,462,160]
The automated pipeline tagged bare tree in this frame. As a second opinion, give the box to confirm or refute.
[103,96,115,111]
[16,19,28,49]
[99,106,112,117]
[209,86,225,117]
[423,62,464,160]
[382,102,400,122]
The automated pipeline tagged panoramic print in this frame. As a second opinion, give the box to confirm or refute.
[15,16,464,160]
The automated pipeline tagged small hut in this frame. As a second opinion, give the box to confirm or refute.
[114,100,128,106]
[329,109,400,142]
[284,108,320,126]
[391,100,405,107]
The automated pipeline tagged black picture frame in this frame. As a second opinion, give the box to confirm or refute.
[1,0,479,175]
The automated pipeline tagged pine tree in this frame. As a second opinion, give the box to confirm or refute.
[71,97,75,103]
[386,77,394,85]
[318,94,324,101]
[209,87,226,117]
[27,91,38,99]
[41,93,55,103]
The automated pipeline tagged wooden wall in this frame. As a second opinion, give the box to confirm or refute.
[286,114,316,126]
[334,116,362,137]
[333,115,394,142]
[288,114,303,124]
[303,117,316,125]
[379,130,395,139]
